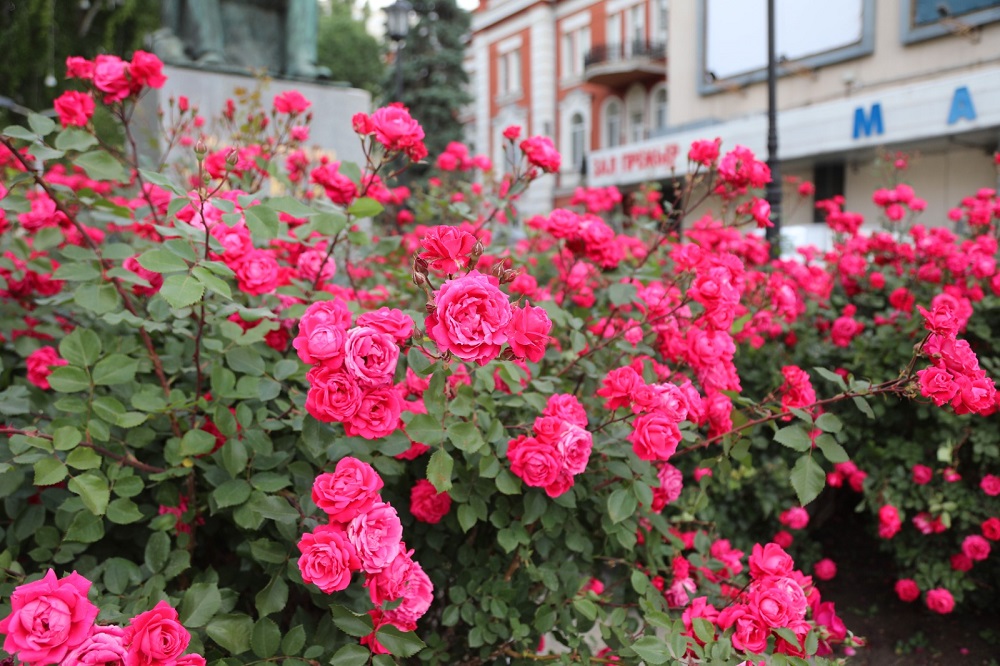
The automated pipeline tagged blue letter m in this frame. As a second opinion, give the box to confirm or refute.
[852,103,884,139]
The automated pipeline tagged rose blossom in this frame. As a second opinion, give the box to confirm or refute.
[813,558,837,580]
[748,543,794,579]
[419,225,479,273]
[312,457,383,522]
[297,524,361,593]
[357,307,414,343]
[344,385,403,440]
[748,584,796,628]
[982,474,1000,496]
[274,90,311,114]
[344,326,400,387]
[506,303,552,363]
[294,298,352,366]
[26,345,68,390]
[925,588,955,614]
[305,366,363,423]
[651,462,683,511]
[370,104,425,151]
[410,479,452,524]
[628,411,682,461]
[983,517,1000,541]
[895,578,920,602]
[54,91,95,128]
[519,135,561,172]
[425,271,512,365]
[92,54,131,102]
[64,624,127,666]
[507,435,561,489]
[365,547,414,607]
[962,534,991,561]
[542,394,588,428]
[348,500,404,573]
[912,464,934,485]
[0,569,99,666]
[383,559,434,630]
[123,600,191,666]
[176,655,207,666]
[129,50,166,91]
[234,249,281,295]
[778,507,810,530]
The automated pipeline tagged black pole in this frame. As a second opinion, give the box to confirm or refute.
[394,40,405,102]
[764,0,782,257]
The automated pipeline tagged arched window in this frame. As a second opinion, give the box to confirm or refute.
[570,112,586,171]
[605,100,622,148]
[653,87,668,132]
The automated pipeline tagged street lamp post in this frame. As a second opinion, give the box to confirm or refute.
[764,0,782,257]
[385,0,412,102]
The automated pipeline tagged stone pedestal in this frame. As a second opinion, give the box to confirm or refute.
[135,64,371,170]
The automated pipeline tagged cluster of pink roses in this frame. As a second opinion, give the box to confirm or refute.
[299,458,433,651]
[352,104,428,162]
[916,292,998,415]
[54,51,166,127]
[505,394,593,497]
[296,299,413,440]
[0,570,203,666]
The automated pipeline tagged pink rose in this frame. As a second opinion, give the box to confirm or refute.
[54,91,95,128]
[370,104,425,151]
[982,474,1000,496]
[916,366,958,406]
[92,54,131,103]
[123,600,191,666]
[507,435,561,489]
[297,524,361,593]
[419,225,479,274]
[556,424,592,476]
[895,578,920,602]
[426,271,512,365]
[344,326,400,387]
[962,534,991,561]
[234,250,281,296]
[305,366,363,423]
[129,50,166,92]
[348,500,404,573]
[66,56,95,79]
[748,584,795,628]
[26,345,68,390]
[296,249,336,284]
[274,90,312,114]
[778,507,810,530]
[912,464,934,485]
[312,457,384,523]
[365,548,414,608]
[983,517,1000,541]
[925,588,955,614]
[357,308,415,343]
[519,135,561,173]
[506,303,552,363]
[311,163,358,206]
[651,462,683,511]
[344,385,403,440]
[748,543,794,579]
[410,479,452,524]
[542,394,587,428]
[628,411,681,461]
[730,609,769,653]
[382,559,434,631]
[596,366,644,410]
[176,655,207,666]
[813,558,837,580]
[64,624,128,666]
[294,299,353,366]
[0,570,99,666]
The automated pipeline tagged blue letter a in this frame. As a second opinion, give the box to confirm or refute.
[853,103,884,139]
[947,86,977,125]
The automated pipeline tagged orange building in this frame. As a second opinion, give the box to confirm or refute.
[465,0,669,214]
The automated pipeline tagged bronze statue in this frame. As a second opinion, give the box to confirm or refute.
[151,0,331,80]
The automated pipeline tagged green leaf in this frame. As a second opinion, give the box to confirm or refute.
[53,426,83,451]
[267,195,314,217]
[73,283,121,314]
[494,469,521,495]
[33,457,67,485]
[65,447,102,470]
[105,498,144,524]
[813,366,848,390]
[192,266,232,299]
[347,196,384,218]
[406,346,432,374]
[853,396,876,419]
[3,124,39,141]
[75,150,128,182]
[47,366,91,393]
[180,429,217,457]
[213,479,252,509]
[774,425,813,452]
[692,617,715,644]
[573,598,598,621]
[243,205,280,240]
[92,354,138,386]
[64,510,104,543]
[457,503,477,532]
[226,347,265,376]
[331,605,374,638]
[816,434,849,464]
[375,624,425,657]
[607,488,637,524]
[255,575,288,617]
[790,455,826,507]
[607,282,638,306]
[281,625,306,656]
[630,636,670,665]
[815,413,843,433]
[426,448,453,492]
[251,617,281,659]
[137,168,183,194]
[329,644,371,666]
[160,273,204,309]
[59,328,102,367]
[179,582,222,628]
[144,531,170,572]
[67,471,110,516]
[28,112,56,137]
[0,386,31,416]
[206,613,253,655]
[404,413,444,446]
[138,248,189,273]
[447,421,484,453]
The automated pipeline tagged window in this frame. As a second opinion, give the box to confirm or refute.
[627,3,646,53]
[607,12,622,55]
[605,100,622,148]
[498,49,521,97]
[570,113,586,171]
[652,0,669,42]
[812,162,845,222]
[630,110,644,142]
[903,0,1000,42]
[562,26,591,80]
[653,88,668,132]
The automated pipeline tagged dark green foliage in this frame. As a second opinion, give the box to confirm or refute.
[316,1,385,95]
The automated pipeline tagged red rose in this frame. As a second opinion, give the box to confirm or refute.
[628,411,681,461]
[506,303,552,363]
[519,135,561,173]
[370,104,425,151]
[895,578,920,602]
[298,524,361,592]
[93,54,131,103]
[305,366,363,423]
[507,435,560,489]
[344,385,403,440]
[748,543,794,579]
[54,91,95,128]
[311,162,358,206]
[26,345,67,390]
[925,588,954,614]
[294,299,352,366]
[344,326,400,387]
[234,250,281,296]
[274,90,312,114]
[312,457,383,523]
[409,479,452,524]
[419,225,479,274]
[129,50,166,92]
[356,307,414,343]
[123,600,191,666]
[426,271,512,365]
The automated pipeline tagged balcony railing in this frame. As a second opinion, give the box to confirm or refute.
[583,40,666,87]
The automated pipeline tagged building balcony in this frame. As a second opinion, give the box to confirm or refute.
[584,40,666,88]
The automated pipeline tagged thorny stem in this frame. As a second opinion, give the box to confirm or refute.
[0,427,167,474]
[1,136,182,439]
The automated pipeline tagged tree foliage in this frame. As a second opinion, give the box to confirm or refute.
[316,0,385,96]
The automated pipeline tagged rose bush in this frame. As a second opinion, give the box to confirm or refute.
[0,51,995,665]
